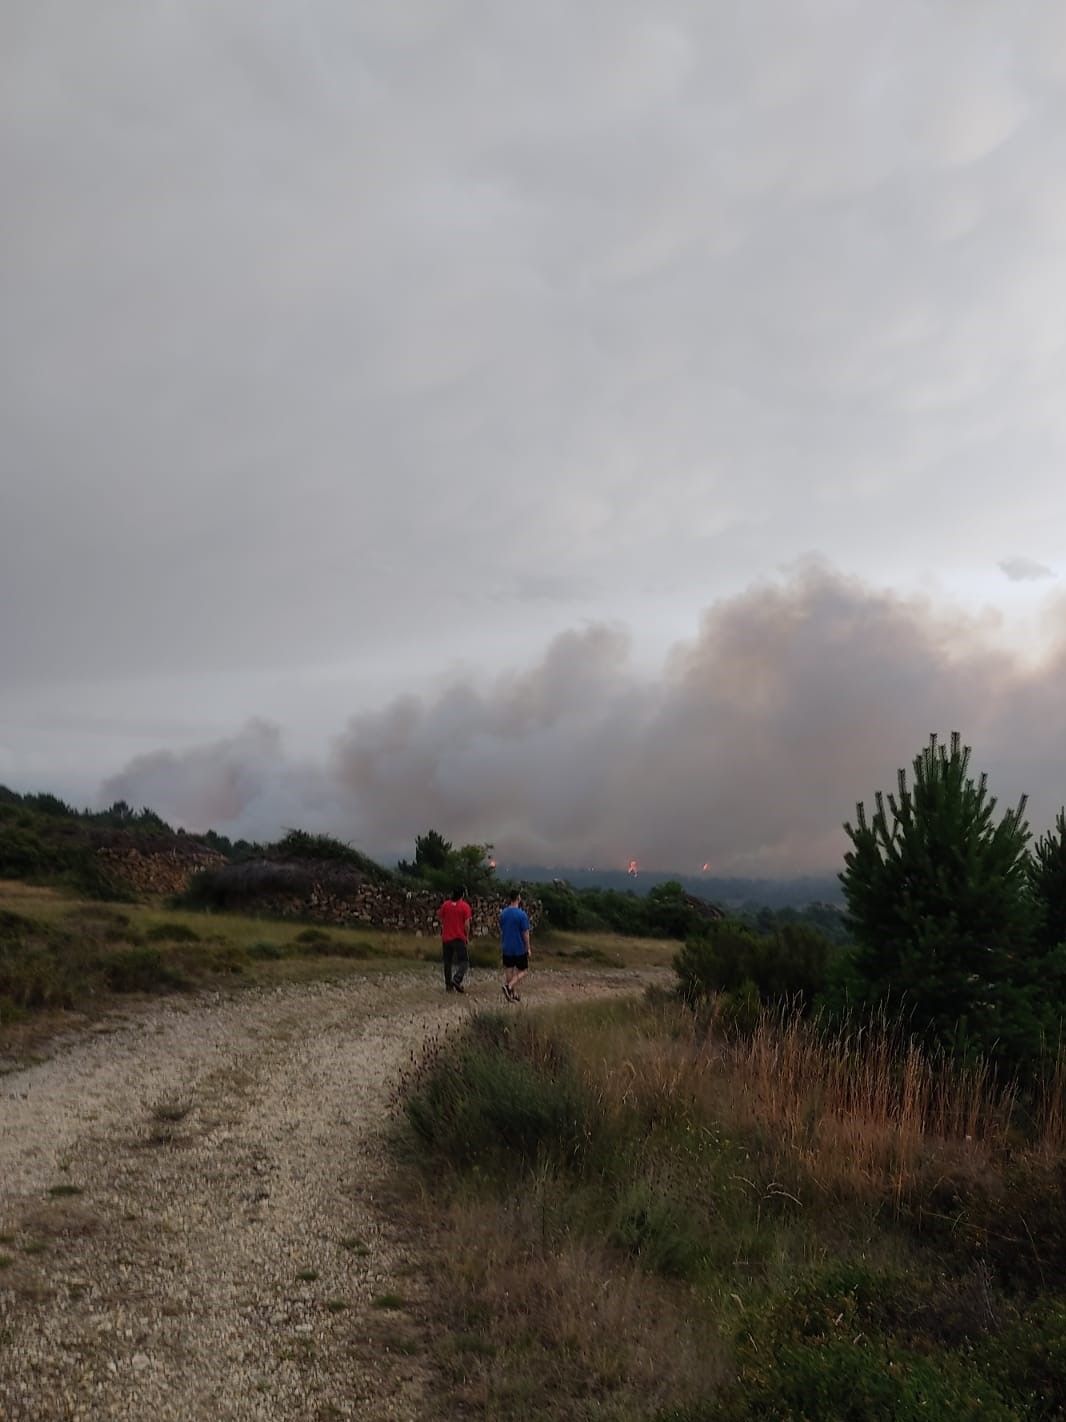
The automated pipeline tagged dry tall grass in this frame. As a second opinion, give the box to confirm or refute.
[401,996,1066,1419]
[577,997,1066,1212]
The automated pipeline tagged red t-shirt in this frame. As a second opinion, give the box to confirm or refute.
[438,898,472,942]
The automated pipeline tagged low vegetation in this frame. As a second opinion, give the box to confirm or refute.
[400,993,1066,1420]
[0,880,674,1039]
[0,886,410,1028]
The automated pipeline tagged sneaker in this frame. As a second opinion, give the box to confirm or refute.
[446,983,455,992]
[502,983,514,1002]
[453,982,465,994]
[511,989,521,1003]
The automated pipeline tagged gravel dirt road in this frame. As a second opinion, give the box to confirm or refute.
[0,964,651,1421]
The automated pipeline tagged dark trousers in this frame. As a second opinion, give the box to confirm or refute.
[442,938,468,988]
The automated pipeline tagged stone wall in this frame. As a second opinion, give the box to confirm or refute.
[95,845,228,896]
[301,881,537,938]
[96,847,537,936]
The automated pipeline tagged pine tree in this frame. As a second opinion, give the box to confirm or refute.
[1031,808,1066,951]
[414,829,452,873]
[841,733,1037,1060]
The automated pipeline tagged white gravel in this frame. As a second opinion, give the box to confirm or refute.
[0,964,654,1421]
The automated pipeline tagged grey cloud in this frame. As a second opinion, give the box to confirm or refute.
[505,573,597,605]
[4,1,1066,709]
[104,568,1066,876]
[999,556,1055,583]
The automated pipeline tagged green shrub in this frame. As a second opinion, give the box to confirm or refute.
[0,994,27,1024]
[144,922,201,944]
[0,914,80,1008]
[713,1338,1017,1421]
[675,920,833,1011]
[247,939,290,961]
[933,1158,1066,1291]
[272,830,392,882]
[0,909,36,936]
[536,883,581,930]
[675,924,760,1005]
[66,906,130,929]
[671,1263,1023,1421]
[747,1263,1000,1355]
[608,1180,707,1279]
[0,820,80,878]
[315,938,374,959]
[181,942,249,976]
[292,929,374,959]
[981,1302,1066,1419]
[405,1014,596,1174]
[0,940,79,1009]
[645,881,712,939]
[716,981,763,1035]
[99,946,189,993]
[179,862,310,910]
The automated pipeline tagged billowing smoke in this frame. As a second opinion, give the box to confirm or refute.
[102,567,1066,875]
[101,721,334,840]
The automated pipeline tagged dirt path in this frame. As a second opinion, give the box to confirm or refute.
[0,965,652,1421]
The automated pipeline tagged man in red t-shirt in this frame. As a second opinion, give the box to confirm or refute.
[436,884,473,994]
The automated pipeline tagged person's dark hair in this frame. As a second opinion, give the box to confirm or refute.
[507,889,521,903]
[453,885,467,902]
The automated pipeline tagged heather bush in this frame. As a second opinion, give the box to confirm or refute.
[405,1013,596,1174]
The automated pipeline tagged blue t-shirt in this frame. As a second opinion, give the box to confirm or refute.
[499,905,530,958]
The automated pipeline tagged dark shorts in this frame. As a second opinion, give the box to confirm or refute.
[502,953,529,971]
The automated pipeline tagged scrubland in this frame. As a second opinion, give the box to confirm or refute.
[399,993,1066,1421]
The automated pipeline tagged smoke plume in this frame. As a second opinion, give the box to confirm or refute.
[102,567,1066,875]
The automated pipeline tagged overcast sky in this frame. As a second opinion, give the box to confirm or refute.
[3,2,1066,872]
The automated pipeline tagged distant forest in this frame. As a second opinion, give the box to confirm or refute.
[497,862,844,909]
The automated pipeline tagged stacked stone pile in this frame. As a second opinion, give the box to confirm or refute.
[301,880,534,937]
[95,845,227,896]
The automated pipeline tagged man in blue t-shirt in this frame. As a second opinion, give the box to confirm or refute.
[499,889,531,1002]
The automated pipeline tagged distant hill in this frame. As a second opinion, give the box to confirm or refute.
[0,783,843,913]
[497,864,844,909]
[0,785,230,896]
